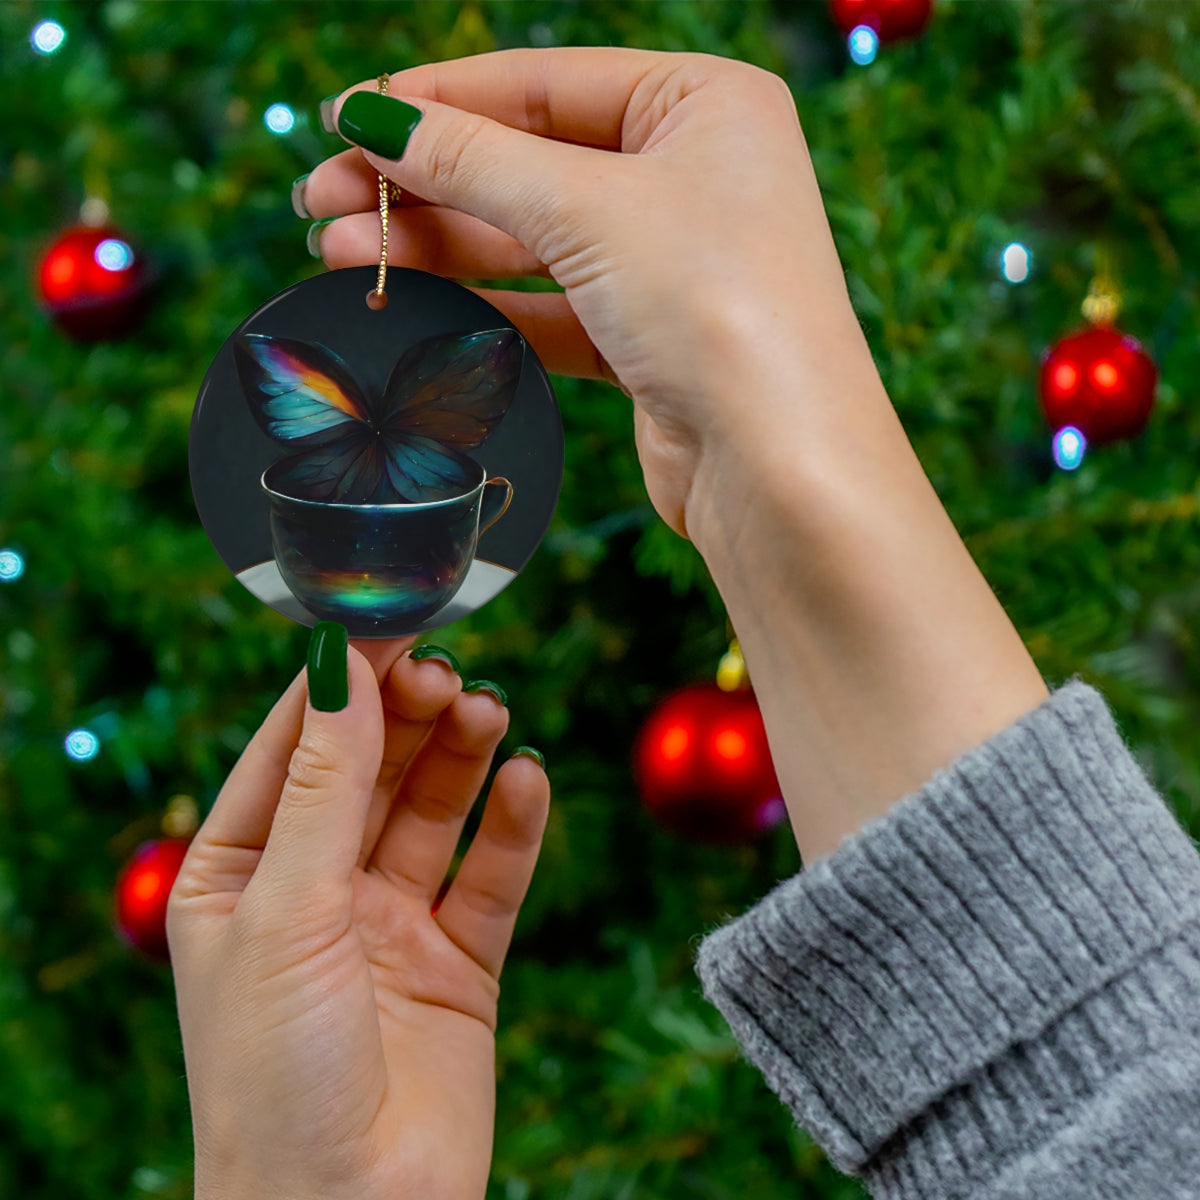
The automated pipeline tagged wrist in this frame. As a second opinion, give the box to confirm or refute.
[683,307,894,566]
[683,335,1047,863]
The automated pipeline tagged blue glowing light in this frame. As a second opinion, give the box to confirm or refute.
[1001,242,1032,284]
[0,549,24,581]
[65,729,100,762]
[1052,425,1087,471]
[848,25,879,66]
[264,103,296,135]
[32,20,66,54]
[95,238,134,272]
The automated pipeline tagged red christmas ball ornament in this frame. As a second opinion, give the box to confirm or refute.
[828,0,933,42]
[634,682,785,845]
[114,837,191,960]
[37,224,151,341]
[1039,325,1157,446]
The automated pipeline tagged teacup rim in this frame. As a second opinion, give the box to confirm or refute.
[261,459,488,511]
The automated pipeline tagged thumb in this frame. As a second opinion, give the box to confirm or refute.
[254,623,384,901]
[332,89,609,259]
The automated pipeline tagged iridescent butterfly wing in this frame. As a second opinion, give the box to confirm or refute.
[235,328,523,504]
[234,334,387,503]
[375,328,523,502]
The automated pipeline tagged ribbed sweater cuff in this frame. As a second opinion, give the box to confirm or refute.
[693,680,1200,1187]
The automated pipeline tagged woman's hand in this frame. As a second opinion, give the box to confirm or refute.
[300,47,871,546]
[167,633,549,1200]
[300,49,1048,864]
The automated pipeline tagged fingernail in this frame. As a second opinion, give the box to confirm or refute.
[463,679,507,706]
[306,217,335,259]
[410,644,461,673]
[319,94,339,134]
[307,621,349,712]
[336,91,423,160]
[291,173,311,219]
[512,745,545,769]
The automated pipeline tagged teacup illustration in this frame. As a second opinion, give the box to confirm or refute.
[263,461,512,632]
[234,325,523,633]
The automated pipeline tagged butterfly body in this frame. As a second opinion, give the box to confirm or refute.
[235,328,522,505]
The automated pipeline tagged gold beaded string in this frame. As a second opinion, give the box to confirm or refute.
[372,74,404,303]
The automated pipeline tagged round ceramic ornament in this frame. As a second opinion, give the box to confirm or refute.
[189,265,563,637]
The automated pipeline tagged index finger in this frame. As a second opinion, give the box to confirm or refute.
[341,46,670,150]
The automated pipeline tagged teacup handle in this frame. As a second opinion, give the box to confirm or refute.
[479,477,513,534]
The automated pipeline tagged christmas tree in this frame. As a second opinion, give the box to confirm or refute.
[3,2,1199,1197]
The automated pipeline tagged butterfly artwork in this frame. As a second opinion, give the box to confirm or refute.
[233,327,523,505]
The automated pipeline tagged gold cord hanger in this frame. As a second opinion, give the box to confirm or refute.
[369,74,404,308]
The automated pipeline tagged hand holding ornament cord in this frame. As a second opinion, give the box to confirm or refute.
[306,46,1049,863]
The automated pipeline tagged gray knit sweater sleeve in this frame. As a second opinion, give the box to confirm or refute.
[693,681,1200,1199]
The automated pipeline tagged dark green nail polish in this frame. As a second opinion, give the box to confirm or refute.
[291,173,311,219]
[336,91,423,160]
[307,621,348,712]
[410,644,461,673]
[512,746,545,769]
[463,679,507,706]
[319,94,339,134]
[306,217,335,258]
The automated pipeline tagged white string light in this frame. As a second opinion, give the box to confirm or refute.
[1001,242,1032,284]
[1052,426,1086,471]
[65,729,101,762]
[31,20,66,55]
[0,549,25,581]
[264,103,296,135]
[848,25,879,66]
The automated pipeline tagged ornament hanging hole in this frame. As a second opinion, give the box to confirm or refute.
[365,290,388,311]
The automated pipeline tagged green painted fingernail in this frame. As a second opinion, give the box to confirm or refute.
[463,679,507,706]
[319,94,339,134]
[512,746,545,769]
[291,173,311,219]
[306,217,335,258]
[307,621,348,712]
[410,644,461,673]
[336,91,423,159]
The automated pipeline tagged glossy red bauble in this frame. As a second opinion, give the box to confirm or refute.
[633,683,785,845]
[37,224,151,340]
[114,838,191,960]
[1039,325,1157,446]
[828,0,933,41]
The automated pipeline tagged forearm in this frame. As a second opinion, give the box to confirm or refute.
[686,311,1048,863]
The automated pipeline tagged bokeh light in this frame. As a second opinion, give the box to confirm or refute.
[264,103,296,134]
[95,238,134,272]
[848,25,879,66]
[659,724,690,763]
[65,729,101,761]
[0,549,24,581]
[1001,242,1031,283]
[31,20,66,55]
[1051,362,1079,395]
[713,727,748,763]
[1052,425,1087,471]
